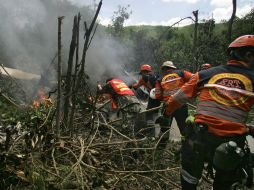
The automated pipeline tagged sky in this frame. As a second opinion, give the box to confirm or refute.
[68,0,254,26]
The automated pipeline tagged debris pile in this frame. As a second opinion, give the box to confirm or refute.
[0,94,184,189]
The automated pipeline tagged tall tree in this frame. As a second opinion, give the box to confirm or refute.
[109,5,132,38]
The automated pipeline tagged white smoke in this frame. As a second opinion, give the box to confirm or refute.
[0,0,134,90]
[0,0,91,74]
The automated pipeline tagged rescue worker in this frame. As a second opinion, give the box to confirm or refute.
[132,64,161,137]
[98,77,140,112]
[200,63,212,70]
[163,35,254,189]
[155,61,193,137]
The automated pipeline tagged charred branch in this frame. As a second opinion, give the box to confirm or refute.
[56,16,64,138]
[63,15,78,128]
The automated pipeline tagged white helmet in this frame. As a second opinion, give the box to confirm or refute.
[161,61,176,69]
[149,88,156,99]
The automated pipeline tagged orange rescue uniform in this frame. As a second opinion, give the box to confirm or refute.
[165,60,254,136]
[155,70,193,101]
[107,78,134,109]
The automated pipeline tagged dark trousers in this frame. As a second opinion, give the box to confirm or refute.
[146,97,161,120]
[161,104,188,136]
[157,104,188,148]
[181,130,247,190]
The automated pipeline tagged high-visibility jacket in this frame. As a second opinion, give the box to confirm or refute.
[155,70,193,101]
[132,72,157,92]
[108,78,134,109]
[108,79,134,96]
[165,60,254,136]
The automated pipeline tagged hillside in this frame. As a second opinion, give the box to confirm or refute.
[124,22,228,39]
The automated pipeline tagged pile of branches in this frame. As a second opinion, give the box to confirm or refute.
[0,96,182,189]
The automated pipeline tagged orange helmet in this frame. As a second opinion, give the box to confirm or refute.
[201,63,212,70]
[228,35,254,49]
[140,64,152,72]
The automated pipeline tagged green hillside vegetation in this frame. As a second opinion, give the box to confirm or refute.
[123,22,227,40]
[108,8,253,73]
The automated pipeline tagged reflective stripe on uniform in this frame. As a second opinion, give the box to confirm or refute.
[172,89,189,103]
[196,101,248,123]
[162,88,179,97]
[161,77,181,85]
[181,168,199,184]
[109,79,134,96]
[119,87,131,92]
[204,84,254,97]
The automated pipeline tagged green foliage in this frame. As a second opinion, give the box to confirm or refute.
[155,31,193,70]
[195,19,227,69]
[106,8,253,73]
[233,8,254,38]
[108,5,132,38]
[0,96,54,130]
[0,96,23,126]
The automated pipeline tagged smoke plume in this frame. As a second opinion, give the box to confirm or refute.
[0,0,134,89]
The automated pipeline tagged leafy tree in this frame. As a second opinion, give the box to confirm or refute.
[128,30,159,70]
[196,19,227,69]
[155,31,193,71]
[108,5,132,38]
[233,8,254,38]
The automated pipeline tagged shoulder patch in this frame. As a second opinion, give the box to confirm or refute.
[207,73,253,105]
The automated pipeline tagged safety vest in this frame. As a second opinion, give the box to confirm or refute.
[108,79,134,96]
[196,64,254,135]
[161,70,185,99]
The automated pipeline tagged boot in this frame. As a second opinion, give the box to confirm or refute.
[181,176,197,190]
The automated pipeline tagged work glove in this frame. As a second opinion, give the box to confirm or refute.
[155,115,171,126]
[185,115,195,125]
[184,115,195,138]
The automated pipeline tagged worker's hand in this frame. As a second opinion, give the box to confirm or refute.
[97,84,102,91]
[184,115,195,138]
[155,115,171,126]
[185,115,195,125]
[131,83,138,90]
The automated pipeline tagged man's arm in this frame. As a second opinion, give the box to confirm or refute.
[132,78,144,89]
[183,70,194,82]
[155,80,163,100]
[97,83,112,94]
[164,73,199,116]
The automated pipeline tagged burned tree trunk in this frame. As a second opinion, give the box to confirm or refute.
[79,0,102,76]
[74,13,81,80]
[68,13,81,134]
[227,0,237,43]
[70,0,102,132]
[63,15,78,127]
[192,10,199,72]
[56,16,64,137]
